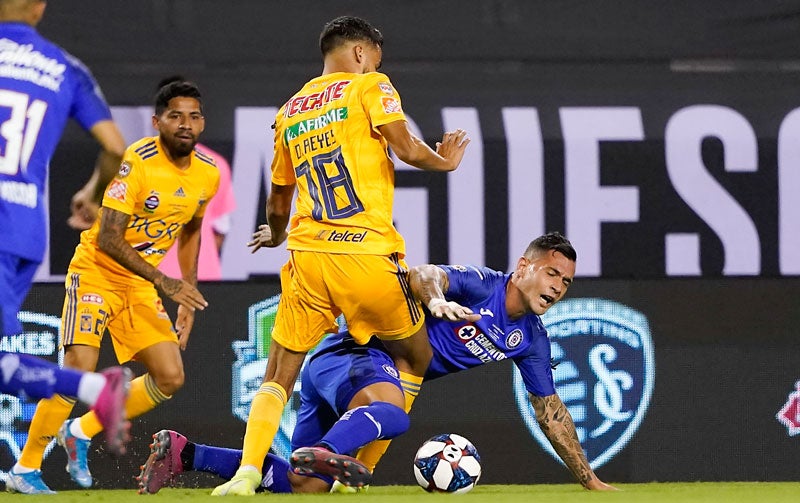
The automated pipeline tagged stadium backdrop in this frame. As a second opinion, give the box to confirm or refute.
[3,0,800,489]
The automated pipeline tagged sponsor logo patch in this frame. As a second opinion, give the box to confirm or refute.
[106,180,127,202]
[381,97,402,114]
[80,294,103,305]
[144,192,160,212]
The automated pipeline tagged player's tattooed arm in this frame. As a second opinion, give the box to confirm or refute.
[409,264,449,307]
[97,208,207,311]
[96,207,162,283]
[531,393,614,490]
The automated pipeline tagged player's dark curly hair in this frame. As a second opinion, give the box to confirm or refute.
[154,80,203,115]
[319,15,383,56]
[526,232,577,262]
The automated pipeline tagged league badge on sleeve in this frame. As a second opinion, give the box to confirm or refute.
[118,161,132,177]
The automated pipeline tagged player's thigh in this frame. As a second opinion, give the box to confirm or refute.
[107,286,177,364]
[271,254,339,352]
[60,273,122,352]
[0,252,38,336]
[324,253,423,344]
[292,384,338,451]
[308,347,403,413]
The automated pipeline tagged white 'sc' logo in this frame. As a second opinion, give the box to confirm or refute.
[513,298,655,469]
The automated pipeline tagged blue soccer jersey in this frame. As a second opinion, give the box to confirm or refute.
[0,22,112,262]
[424,265,556,397]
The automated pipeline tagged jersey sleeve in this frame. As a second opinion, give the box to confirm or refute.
[64,52,112,130]
[440,265,497,305]
[101,153,143,215]
[513,333,556,396]
[270,108,296,186]
[361,73,406,130]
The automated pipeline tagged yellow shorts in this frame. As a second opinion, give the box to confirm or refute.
[61,272,177,363]
[272,250,424,352]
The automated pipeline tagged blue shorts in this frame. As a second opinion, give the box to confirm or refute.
[0,251,40,337]
[290,342,402,452]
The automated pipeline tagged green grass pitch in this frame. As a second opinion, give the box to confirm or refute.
[6,483,799,502]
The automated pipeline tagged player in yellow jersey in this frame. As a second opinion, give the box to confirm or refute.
[13,80,218,492]
[213,16,470,496]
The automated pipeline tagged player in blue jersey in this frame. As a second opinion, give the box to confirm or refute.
[137,233,615,493]
[0,0,131,493]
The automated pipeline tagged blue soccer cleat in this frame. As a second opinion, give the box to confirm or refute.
[57,419,93,488]
[5,469,56,494]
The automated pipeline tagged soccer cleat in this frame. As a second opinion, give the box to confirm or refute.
[290,446,372,488]
[5,469,56,494]
[136,429,188,494]
[330,480,370,493]
[92,366,133,457]
[57,419,92,488]
[211,467,261,496]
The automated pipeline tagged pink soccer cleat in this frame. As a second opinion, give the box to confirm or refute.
[136,429,188,494]
[290,446,372,488]
[91,366,132,457]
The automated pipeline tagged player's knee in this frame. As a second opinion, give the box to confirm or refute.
[152,367,185,395]
[369,401,409,438]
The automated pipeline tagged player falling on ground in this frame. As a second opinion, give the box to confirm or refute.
[10,80,218,494]
[139,233,616,493]
[0,1,133,494]
[212,15,470,496]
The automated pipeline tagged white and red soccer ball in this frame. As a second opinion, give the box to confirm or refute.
[413,433,481,494]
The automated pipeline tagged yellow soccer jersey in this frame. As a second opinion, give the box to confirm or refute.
[272,72,407,256]
[69,136,220,284]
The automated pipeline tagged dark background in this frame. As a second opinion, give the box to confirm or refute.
[11,279,800,489]
[7,0,800,489]
[35,1,800,277]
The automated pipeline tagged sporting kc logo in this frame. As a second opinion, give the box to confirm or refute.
[513,298,655,469]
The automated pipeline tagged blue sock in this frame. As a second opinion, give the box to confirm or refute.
[0,352,74,399]
[319,401,409,455]
[193,443,243,480]
[262,453,292,493]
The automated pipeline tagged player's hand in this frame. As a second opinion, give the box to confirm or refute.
[248,224,288,253]
[175,305,195,350]
[435,129,470,170]
[68,189,100,230]
[154,276,208,311]
[427,298,481,322]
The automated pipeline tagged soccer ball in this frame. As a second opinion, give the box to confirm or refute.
[413,433,481,494]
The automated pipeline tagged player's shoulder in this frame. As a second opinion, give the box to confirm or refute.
[193,147,217,168]
[127,136,160,161]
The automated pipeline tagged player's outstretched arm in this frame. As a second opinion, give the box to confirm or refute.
[530,393,617,491]
[379,121,469,172]
[408,265,481,322]
[68,121,126,229]
[248,182,294,253]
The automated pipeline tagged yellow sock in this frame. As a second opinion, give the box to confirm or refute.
[398,370,422,411]
[19,394,75,469]
[240,382,287,470]
[79,373,169,437]
[356,439,392,472]
[357,371,423,472]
